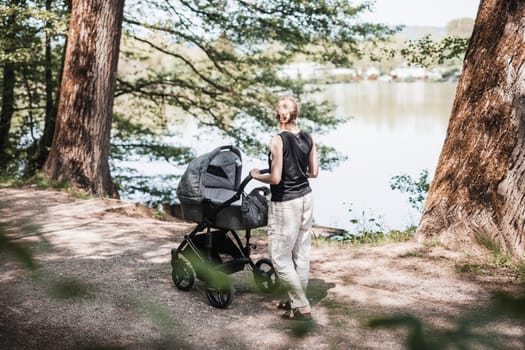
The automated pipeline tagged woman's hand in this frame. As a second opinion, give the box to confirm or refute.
[250,168,261,179]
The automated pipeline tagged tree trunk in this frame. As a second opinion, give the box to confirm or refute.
[31,0,65,170]
[0,1,22,165]
[416,0,525,257]
[43,0,125,197]
[0,62,16,164]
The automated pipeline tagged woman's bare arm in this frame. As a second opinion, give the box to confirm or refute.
[250,135,283,185]
[307,136,319,178]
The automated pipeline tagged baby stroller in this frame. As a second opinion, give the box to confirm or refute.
[171,145,279,308]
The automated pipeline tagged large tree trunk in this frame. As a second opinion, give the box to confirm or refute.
[43,0,125,197]
[416,0,525,257]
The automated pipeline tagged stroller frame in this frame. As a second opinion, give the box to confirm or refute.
[171,146,278,308]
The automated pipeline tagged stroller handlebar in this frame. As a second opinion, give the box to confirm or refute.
[240,168,269,191]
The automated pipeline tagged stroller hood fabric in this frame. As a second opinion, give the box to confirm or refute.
[176,145,242,205]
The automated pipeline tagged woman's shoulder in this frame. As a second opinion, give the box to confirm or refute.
[299,130,311,136]
[270,133,284,146]
[299,130,314,141]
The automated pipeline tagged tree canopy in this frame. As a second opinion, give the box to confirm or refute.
[116,0,396,156]
[1,0,399,201]
[2,0,475,203]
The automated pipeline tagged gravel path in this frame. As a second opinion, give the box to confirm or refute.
[1,187,524,349]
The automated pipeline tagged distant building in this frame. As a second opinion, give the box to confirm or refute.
[277,62,448,83]
[365,67,380,80]
[388,63,449,81]
[390,66,428,80]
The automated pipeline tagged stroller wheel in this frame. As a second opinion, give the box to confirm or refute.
[205,271,233,308]
[172,258,195,291]
[254,258,280,293]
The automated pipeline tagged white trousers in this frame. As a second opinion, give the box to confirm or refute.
[268,193,313,309]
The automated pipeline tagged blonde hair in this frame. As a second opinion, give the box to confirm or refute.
[275,95,299,124]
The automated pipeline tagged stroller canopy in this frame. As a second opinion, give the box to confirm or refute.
[176,145,242,205]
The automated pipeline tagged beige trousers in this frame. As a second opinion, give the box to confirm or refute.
[268,193,313,309]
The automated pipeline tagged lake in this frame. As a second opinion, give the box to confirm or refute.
[309,81,455,231]
[122,81,457,232]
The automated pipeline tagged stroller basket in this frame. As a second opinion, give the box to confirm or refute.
[171,145,278,308]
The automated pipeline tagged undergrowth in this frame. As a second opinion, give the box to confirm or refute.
[453,232,525,281]
[321,204,417,246]
[319,225,416,246]
[1,172,91,200]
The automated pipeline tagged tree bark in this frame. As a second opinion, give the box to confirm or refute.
[416,0,525,257]
[0,62,16,164]
[43,0,125,197]
[0,1,23,165]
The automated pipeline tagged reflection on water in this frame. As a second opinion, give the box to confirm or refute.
[317,81,453,128]
[310,81,456,230]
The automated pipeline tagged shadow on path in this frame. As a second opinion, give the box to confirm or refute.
[307,278,336,306]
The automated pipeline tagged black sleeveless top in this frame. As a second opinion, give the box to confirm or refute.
[269,131,313,202]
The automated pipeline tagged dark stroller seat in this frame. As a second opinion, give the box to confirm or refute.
[171,145,279,308]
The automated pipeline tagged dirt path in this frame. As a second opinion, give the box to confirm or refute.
[1,187,524,349]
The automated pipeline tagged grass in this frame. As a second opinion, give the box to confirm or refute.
[422,237,442,249]
[468,231,525,281]
[454,259,524,280]
[1,172,91,199]
[399,249,425,258]
[454,247,525,281]
[1,172,65,189]
[323,225,416,246]
[455,263,486,275]
[321,224,525,281]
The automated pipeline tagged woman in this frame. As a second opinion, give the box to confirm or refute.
[250,95,318,320]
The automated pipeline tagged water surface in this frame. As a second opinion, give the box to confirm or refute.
[122,81,457,231]
[309,81,455,230]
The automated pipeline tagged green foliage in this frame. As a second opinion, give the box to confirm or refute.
[0,223,37,270]
[46,277,95,300]
[475,232,510,267]
[0,3,54,63]
[475,231,501,256]
[369,315,428,349]
[454,260,525,281]
[327,226,415,245]
[0,1,69,63]
[327,204,415,245]
[357,16,473,73]
[470,232,525,280]
[1,171,65,189]
[2,0,396,205]
[390,169,430,212]
[111,113,194,165]
[0,172,93,201]
[400,34,469,68]
[134,297,179,331]
[369,292,525,349]
[0,0,70,176]
[108,0,396,203]
[348,206,386,236]
[110,113,194,204]
[118,0,396,162]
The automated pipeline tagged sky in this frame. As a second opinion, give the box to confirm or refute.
[361,0,481,27]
